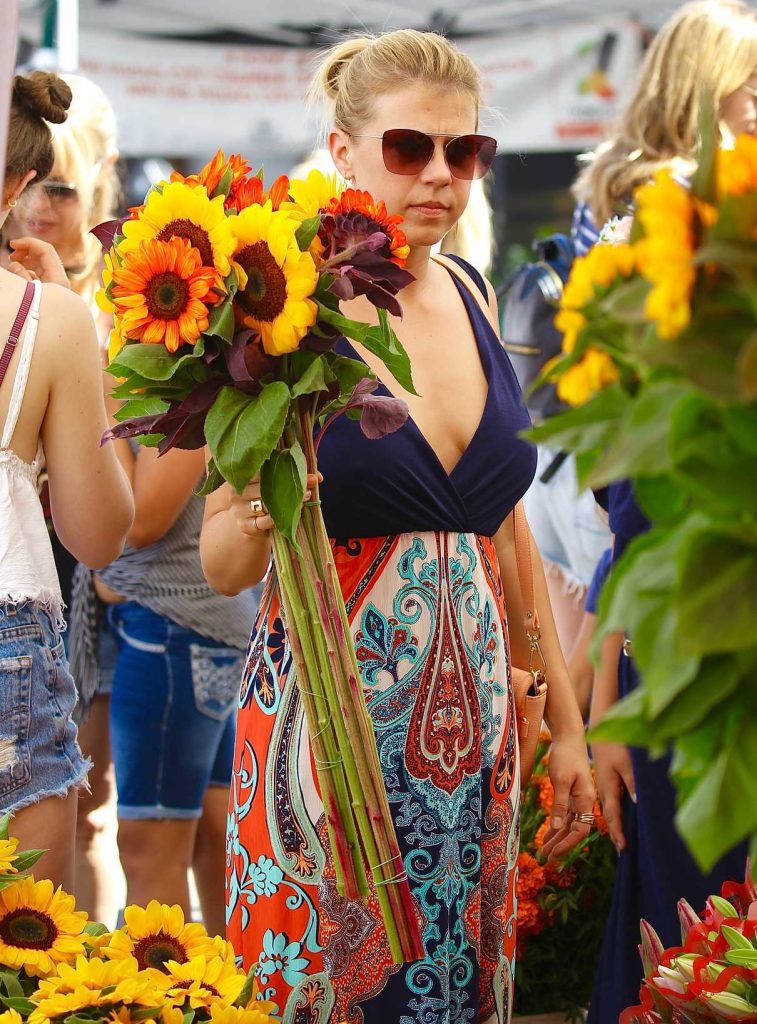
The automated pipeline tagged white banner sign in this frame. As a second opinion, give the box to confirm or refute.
[77,18,641,159]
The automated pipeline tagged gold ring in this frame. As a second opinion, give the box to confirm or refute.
[249,498,266,518]
[574,812,595,826]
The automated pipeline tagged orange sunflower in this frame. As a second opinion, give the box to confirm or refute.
[233,174,290,213]
[322,188,410,266]
[172,149,252,210]
[110,237,217,353]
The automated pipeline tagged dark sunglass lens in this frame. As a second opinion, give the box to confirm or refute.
[382,130,434,175]
[44,184,77,200]
[447,135,497,180]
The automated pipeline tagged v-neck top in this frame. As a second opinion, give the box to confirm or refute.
[318,256,537,541]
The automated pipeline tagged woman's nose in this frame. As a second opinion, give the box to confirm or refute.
[420,141,453,185]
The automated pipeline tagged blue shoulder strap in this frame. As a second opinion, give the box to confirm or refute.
[441,253,488,302]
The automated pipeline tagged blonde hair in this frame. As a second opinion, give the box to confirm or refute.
[574,0,757,223]
[439,178,493,276]
[311,30,482,134]
[50,74,120,306]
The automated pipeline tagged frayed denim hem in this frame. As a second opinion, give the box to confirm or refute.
[1,758,92,814]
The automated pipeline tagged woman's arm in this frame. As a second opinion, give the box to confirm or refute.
[119,444,206,549]
[494,507,596,860]
[200,479,274,596]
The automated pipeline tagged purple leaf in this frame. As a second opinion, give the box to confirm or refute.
[358,394,409,439]
[91,217,128,251]
[101,378,225,453]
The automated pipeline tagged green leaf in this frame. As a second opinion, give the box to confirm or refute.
[290,355,335,400]
[526,384,631,468]
[596,276,649,324]
[721,924,754,950]
[676,528,757,656]
[325,355,373,408]
[0,970,23,999]
[210,164,233,200]
[108,344,200,382]
[129,1007,166,1022]
[724,948,757,967]
[233,963,258,1009]
[691,95,717,205]
[197,458,225,496]
[10,848,46,872]
[113,397,169,422]
[84,921,109,937]
[206,295,235,344]
[0,814,9,841]
[260,442,307,544]
[633,476,689,526]
[736,333,757,401]
[317,304,418,395]
[0,996,34,1013]
[675,714,757,872]
[205,383,290,493]
[295,215,321,252]
[589,688,651,746]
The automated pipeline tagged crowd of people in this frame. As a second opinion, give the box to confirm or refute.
[0,1,755,1020]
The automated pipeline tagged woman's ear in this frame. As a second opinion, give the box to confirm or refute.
[328,129,353,182]
[5,168,37,206]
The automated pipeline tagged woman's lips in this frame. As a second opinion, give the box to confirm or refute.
[410,204,448,217]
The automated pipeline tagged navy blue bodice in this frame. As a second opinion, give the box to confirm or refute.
[317,257,537,542]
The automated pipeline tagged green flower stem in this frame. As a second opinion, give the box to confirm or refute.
[270,527,362,901]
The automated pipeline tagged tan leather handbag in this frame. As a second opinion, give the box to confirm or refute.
[432,254,548,787]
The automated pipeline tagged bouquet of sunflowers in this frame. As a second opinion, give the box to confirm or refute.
[514,739,615,1020]
[0,815,275,1024]
[621,867,757,1022]
[527,119,757,874]
[94,152,422,963]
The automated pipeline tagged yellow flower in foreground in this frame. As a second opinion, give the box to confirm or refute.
[102,901,215,972]
[556,348,620,407]
[148,954,247,1010]
[635,169,695,339]
[108,316,128,363]
[0,837,19,875]
[554,242,636,353]
[0,1009,23,1024]
[282,169,343,221]
[229,202,318,356]
[0,877,86,977]
[29,955,157,1024]
[717,132,757,199]
[121,180,236,288]
[209,1000,277,1024]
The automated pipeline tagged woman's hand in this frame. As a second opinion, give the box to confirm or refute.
[8,237,69,288]
[592,740,635,853]
[229,473,321,537]
[540,730,597,863]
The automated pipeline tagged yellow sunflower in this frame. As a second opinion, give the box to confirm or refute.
[148,955,247,1010]
[229,202,318,356]
[29,955,157,1024]
[0,837,19,875]
[717,132,757,200]
[209,1001,277,1024]
[102,901,215,972]
[0,1009,23,1024]
[107,1006,183,1024]
[556,348,620,407]
[282,169,343,222]
[109,237,217,353]
[0,877,86,978]
[121,181,236,289]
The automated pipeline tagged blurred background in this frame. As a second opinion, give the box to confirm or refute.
[15,0,683,284]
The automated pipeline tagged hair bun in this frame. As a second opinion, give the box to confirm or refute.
[317,36,373,101]
[13,70,72,125]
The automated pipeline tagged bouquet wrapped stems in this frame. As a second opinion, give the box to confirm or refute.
[269,401,424,965]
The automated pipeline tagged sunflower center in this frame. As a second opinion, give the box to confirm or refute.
[174,981,221,998]
[157,219,214,267]
[132,932,188,971]
[235,242,287,323]
[146,272,189,320]
[0,908,58,949]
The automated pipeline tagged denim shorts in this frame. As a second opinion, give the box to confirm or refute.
[523,445,611,590]
[0,602,90,812]
[108,602,243,820]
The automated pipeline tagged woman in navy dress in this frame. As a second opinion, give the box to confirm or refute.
[572,4,757,1018]
[201,29,595,1024]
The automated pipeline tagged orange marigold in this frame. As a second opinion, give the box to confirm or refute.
[322,188,410,266]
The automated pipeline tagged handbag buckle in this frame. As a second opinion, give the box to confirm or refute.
[527,629,547,690]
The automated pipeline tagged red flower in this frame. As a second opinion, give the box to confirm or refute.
[321,188,410,267]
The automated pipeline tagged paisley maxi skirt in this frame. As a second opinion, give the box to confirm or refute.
[226,531,521,1024]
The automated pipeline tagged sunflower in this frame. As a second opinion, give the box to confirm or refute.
[229,202,318,356]
[556,348,620,407]
[148,955,247,1010]
[0,877,86,978]
[717,132,757,200]
[233,174,290,214]
[322,188,410,266]
[121,181,236,288]
[0,1009,23,1024]
[109,237,217,353]
[0,837,19,875]
[108,1006,183,1024]
[29,955,158,1024]
[102,901,215,972]
[172,149,252,205]
[282,169,343,222]
[209,1001,277,1024]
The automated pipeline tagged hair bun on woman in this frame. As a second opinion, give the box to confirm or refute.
[13,70,72,125]
[316,36,374,102]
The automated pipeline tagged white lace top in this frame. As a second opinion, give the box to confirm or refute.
[0,281,64,628]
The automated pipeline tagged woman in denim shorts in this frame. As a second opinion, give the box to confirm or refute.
[0,71,133,888]
[69,438,258,935]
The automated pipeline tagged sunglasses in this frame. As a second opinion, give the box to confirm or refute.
[39,180,78,201]
[352,129,497,180]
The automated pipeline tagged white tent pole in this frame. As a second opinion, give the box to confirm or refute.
[57,0,79,72]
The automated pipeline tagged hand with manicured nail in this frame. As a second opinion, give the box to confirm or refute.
[591,740,636,853]
[539,731,597,863]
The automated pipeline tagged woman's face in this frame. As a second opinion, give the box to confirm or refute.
[720,74,757,137]
[330,83,478,251]
[17,162,86,252]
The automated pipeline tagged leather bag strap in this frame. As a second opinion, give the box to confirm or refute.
[0,280,35,389]
[430,253,500,335]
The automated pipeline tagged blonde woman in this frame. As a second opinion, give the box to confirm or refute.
[571,3,757,1019]
[201,30,594,1023]
[0,71,132,888]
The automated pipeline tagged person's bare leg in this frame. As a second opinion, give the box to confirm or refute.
[11,790,79,891]
[192,785,228,935]
[117,818,198,914]
[75,694,121,924]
